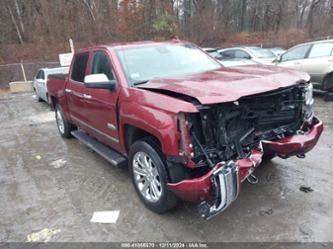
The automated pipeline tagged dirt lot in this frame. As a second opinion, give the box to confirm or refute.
[0,92,332,242]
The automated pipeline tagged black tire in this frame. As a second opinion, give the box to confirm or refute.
[129,137,178,213]
[33,86,42,101]
[55,104,75,138]
[262,153,275,163]
[323,73,333,92]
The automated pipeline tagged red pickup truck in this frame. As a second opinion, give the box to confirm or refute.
[47,40,323,219]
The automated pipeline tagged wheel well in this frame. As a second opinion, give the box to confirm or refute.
[124,125,162,153]
[124,124,188,183]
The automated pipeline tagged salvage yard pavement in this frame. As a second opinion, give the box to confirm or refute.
[0,92,333,242]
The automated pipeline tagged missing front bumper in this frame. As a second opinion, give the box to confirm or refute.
[167,116,323,219]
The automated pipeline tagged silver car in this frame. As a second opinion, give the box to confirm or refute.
[218,46,276,64]
[275,39,333,91]
[33,67,69,103]
[202,47,258,67]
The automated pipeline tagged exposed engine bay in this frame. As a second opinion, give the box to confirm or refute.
[186,84,310,167]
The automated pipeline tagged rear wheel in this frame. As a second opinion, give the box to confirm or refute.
[55,104,75,138]
[129,138,178,213]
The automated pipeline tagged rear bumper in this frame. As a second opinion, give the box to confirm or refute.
[167,116,323,218]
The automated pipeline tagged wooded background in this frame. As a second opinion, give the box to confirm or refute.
[0,0,333,64]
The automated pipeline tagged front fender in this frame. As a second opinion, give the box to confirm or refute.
[119,102,180,155]
[119,87,199,155]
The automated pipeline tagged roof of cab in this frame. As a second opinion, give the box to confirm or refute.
[292,39,333,48]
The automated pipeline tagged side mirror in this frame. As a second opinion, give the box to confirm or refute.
[84,74,117,90]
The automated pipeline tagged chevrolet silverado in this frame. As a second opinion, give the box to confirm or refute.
[47,40,323,219]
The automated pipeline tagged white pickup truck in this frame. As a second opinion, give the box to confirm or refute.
[33,67,69,103]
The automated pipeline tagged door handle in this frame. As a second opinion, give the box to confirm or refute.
[65,88,72,93]
[83,94,92,100]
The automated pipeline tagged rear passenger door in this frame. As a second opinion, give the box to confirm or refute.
[83,50,121,150]
[301,42,333,83]
[67,52,91,126]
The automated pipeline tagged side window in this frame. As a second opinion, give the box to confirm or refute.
[36,70,44,79]
[91,51,114,80]
[281,45,311,62]
[221,50,235,59]
[234,50,250,59]
[71,52,89,82]
[308,43,333,58]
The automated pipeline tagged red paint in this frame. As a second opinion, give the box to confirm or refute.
[262,117,323,158]
[168,118,322,203]
[167,149,264,202]
[47,40,323,205]
[139,65,310,105]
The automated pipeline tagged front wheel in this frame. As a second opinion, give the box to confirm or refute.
[323,73,333,92]
[129,138,178,213]
[55,104,75,138]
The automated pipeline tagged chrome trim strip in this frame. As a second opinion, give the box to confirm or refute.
[204,162,239,220]
[83,94,92,100]
[71,116,119,143]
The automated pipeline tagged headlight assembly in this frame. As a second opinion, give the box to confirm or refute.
[304,83,314,106]
[302,83,314,121]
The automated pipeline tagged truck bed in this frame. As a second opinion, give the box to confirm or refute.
[47,74,68,105]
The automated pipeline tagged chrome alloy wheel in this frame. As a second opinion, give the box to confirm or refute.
[56,108,65,134]
[132,151,162,202]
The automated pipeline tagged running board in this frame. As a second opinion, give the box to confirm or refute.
[71,130,127,167]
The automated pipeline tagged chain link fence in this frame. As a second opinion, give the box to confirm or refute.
[0,61,60,88]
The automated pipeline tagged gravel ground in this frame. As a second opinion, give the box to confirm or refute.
[0,92,332,242]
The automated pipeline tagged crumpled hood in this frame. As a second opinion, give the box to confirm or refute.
[138,65,310,105]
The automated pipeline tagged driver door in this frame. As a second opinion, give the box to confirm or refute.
[278,44,311,71]
[83,50,121,151]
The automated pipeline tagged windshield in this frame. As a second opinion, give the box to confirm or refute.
[271,48,284,52]
[115,43,221,85]
[247,47,275,59]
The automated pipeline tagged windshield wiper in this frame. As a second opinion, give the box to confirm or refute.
[132,80,149,86]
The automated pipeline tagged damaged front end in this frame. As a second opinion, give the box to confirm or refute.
[168,83,323,219]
